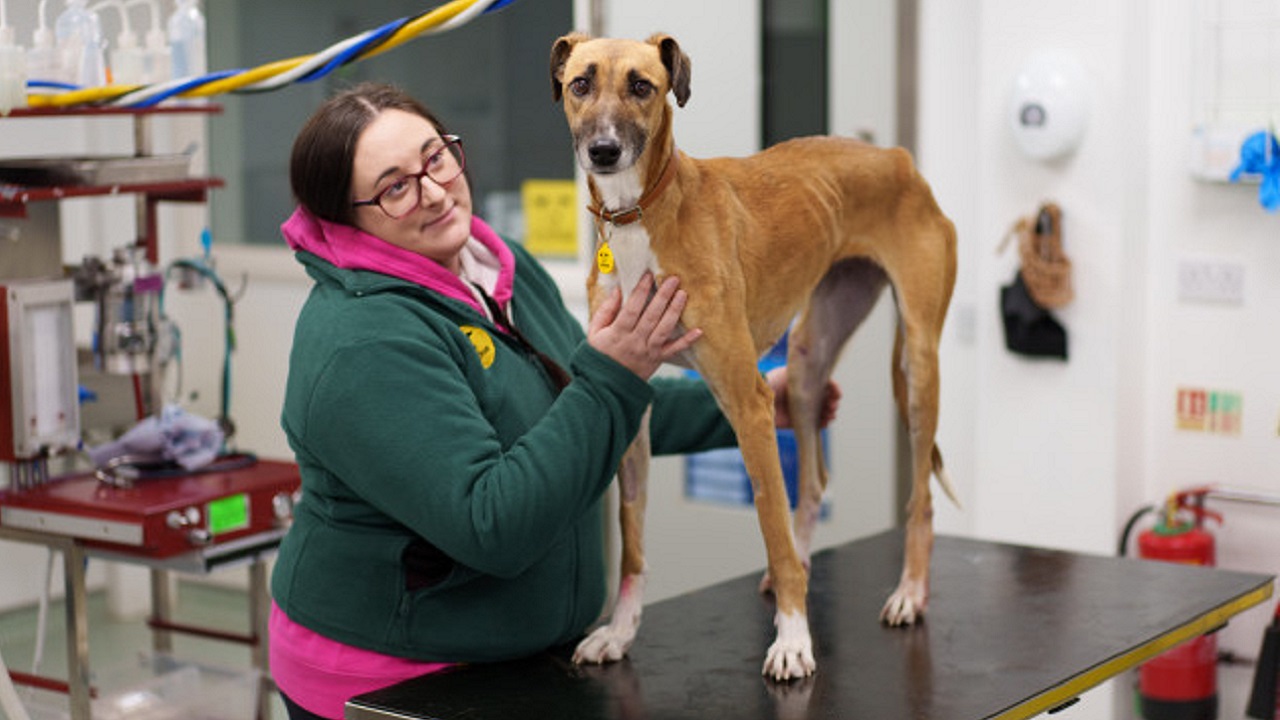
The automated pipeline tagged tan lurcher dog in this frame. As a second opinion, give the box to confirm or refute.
[551,32,959,681]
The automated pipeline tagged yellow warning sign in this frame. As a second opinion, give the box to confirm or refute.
[522,179,578,258]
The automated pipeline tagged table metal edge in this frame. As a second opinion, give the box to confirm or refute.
[993,578,1275,720]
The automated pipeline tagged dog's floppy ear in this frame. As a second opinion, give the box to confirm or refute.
[648,33,691,108]
[551,32,592,102]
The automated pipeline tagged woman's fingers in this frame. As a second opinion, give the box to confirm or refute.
[586,273,703,379]
[820,381,843,426]
[660,326,703,360]
[588,286,623,335]
[613,273,655,330]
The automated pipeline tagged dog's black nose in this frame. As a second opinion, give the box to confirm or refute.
[588,140,622,167]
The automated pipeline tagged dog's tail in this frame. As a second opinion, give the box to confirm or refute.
[932,445,962,509]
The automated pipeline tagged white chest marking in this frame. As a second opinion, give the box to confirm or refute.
[592,169,664,300]
[597,223,663,300]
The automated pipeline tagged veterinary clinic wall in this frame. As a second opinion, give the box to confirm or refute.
[919,1,1280,718]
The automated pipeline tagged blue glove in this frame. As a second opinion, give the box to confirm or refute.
[1229,130,1280,213]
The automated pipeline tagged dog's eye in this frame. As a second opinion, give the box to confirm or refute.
[569,78,591,97]
[631,80,654,98]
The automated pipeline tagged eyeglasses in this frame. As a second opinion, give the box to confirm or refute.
[351,135,466,219]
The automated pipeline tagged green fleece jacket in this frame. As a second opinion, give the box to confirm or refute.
[272,242,735,663]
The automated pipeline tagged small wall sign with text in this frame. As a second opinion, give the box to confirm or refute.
[1176,387,1242,436]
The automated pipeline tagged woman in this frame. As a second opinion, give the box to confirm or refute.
[270,82,838,719]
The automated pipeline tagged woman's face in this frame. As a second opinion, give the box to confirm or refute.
[350,109,473,272]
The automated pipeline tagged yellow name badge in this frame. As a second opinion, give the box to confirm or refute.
[596,242,616,274]
[459,325,496,368]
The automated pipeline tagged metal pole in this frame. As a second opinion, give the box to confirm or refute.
[62,543,91,720]
[249,558,272,720]
[1207,487,1280,508]
[150,569,174,654]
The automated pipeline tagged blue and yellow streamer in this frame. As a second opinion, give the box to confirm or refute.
[25,0,517,109]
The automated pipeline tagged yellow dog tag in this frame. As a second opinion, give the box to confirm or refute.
[596,242,616,274]
[459,325,496,368]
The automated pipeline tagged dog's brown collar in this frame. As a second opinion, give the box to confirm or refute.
[587,149,678,227]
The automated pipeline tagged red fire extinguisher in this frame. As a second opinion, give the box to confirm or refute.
[1137,487,1223,720]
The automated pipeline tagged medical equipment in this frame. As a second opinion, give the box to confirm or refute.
[0,279,80,483]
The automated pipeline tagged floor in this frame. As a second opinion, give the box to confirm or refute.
[0,582,287,719]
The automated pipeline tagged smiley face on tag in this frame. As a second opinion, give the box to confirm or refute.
[596,242,616,274]
[459,325,496,368]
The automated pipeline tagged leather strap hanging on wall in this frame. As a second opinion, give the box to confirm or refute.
[1005,202,1074,309]
[998,202,1073,360]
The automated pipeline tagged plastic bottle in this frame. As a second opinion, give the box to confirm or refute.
[54,0,107,87]
[96,0,145,85]
[0,0,27,114]
[28,0,63,86]
[131,0,169,83]
[166,0,204,80]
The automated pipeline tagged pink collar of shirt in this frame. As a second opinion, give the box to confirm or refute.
[280,206,516,316]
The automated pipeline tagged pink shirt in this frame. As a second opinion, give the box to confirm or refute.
[270,602,453,719]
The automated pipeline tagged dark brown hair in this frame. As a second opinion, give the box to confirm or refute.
[289,82,450,225]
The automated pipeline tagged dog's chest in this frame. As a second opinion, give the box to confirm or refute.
[595,224,663,300]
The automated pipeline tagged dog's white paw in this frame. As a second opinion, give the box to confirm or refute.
[573,623,636,665]
[574,574,645,664]
[880,581,927,626]
[762,610,815,681]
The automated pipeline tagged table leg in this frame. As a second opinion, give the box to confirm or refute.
[150,568,173,654]
[62,543,91,720]
[249,558,272,720]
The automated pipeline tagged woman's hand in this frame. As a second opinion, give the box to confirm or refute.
[766,366,842,429]
[588,273,702,380]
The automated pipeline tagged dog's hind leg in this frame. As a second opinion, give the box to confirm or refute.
[880,291,945,626]
[878,209,957,627]
[784,259,888,573]
[573,411,651,664]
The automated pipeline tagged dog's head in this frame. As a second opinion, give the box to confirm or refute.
[550,32,691,176]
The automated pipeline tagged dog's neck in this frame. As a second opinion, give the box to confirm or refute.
[588,145,678,228]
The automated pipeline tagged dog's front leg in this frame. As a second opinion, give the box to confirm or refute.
[698,331,814,680]
[744,378,815,680]
[740,390,815,681]
[573,413,651,664]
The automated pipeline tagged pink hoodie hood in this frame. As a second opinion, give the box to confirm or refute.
[280,206,515,315]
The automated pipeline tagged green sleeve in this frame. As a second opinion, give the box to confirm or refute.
[648,374,738,455]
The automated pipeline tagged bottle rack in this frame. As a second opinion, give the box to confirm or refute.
[0,105,223,264]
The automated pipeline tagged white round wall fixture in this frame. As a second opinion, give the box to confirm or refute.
[1008,50,1089,161]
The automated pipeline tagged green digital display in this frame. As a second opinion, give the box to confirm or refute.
[207,494,250,535]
